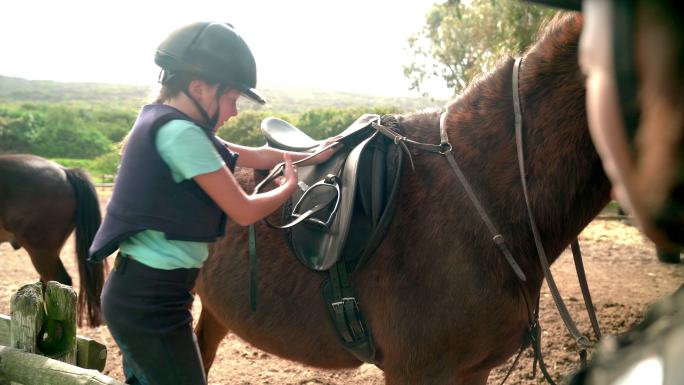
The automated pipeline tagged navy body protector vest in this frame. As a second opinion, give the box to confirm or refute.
[89,103,238,262]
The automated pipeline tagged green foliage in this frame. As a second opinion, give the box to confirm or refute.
[216,106,403,147]
[87,108,137,142]
[0,107,42,153]
[296,106,402,139]
[216,110,292,146]
[405,0,556,95]
[92,151,121,176]
[50,158,95,170]
[0,76,439,171]
[31,124,112,159]
[0,102,137,158]
[51,152,119,182]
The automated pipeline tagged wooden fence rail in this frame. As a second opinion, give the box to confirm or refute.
[0,345,122,385]
[0,281,121,385]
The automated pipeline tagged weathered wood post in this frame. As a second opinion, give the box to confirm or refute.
[0,281,120,385]
[9,282,44,355]
[10,281,77,364]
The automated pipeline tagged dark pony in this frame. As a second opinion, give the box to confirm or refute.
[0,154,104,326]
[196,13,609,385]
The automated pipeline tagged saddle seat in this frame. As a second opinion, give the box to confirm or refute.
[260,117,320,151]
[261,114,382,152]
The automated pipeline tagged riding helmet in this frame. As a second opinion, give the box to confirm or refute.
[523,0,580,10]
[155,21,266,105]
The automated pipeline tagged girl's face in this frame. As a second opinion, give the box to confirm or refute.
[215,89,241,128]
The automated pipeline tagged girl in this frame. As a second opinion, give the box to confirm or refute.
[89,21,339,385]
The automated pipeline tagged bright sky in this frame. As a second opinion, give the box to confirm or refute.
[1,0,453,99]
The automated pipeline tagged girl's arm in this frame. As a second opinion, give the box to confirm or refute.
[219,136,341,170]
[194,153,298,226]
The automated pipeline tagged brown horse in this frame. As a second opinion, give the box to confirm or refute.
[0,154,105,326]
[195,13,609,385]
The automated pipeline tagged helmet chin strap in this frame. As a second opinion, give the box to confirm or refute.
[183,83,227,130]
[182,89,213,126]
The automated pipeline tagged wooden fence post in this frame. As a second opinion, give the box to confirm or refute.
[43,281,78,364]
[1,281,119,384]
[9,282,43,354]
[10,282,77,365]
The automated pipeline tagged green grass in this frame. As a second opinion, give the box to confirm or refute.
[50,158,115,183]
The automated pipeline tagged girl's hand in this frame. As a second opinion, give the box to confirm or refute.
[280,153,298,193]
[311,135,343,164]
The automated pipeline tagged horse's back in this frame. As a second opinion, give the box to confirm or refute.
[0,154,75,243]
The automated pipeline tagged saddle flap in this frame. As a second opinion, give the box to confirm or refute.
[285,127,403,272]
[288,137,374,270]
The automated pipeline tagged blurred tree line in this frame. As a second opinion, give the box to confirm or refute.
[0,101,402,176]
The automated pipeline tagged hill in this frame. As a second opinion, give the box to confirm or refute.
[0,75,447,113]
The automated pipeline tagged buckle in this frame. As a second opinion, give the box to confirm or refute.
[331,297,359,312]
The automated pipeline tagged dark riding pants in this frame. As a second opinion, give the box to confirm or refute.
[101,254,206,385]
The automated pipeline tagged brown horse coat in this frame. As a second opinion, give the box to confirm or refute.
[0,154,104,326]
[196,13,610,385]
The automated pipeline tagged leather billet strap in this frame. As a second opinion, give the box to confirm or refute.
[322,261,376,363]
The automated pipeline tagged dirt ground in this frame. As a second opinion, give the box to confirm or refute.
[1,189,683,384]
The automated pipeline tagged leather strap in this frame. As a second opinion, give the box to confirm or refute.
[323,261,376,363]
[249,224,257,311]
[571,240,602,339]
[439,113,528,282]
[513,57,593,349]
[372,115,528,282]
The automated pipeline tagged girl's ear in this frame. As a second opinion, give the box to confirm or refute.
[187,79,205,99]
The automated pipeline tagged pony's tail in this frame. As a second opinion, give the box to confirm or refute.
[64,168,105,327]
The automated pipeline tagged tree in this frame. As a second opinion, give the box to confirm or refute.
[217,110,292,147]
[30,106,112,158]
[0,110,41,154]
[405,0,556,96]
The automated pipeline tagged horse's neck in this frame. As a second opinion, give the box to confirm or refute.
[516,51,610,266]
[438,58,609,275]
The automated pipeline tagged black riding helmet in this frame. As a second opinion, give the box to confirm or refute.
[155,21,266,106]
[524,0,580,10]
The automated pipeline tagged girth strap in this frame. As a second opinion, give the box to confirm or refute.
[322,261,376,363]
